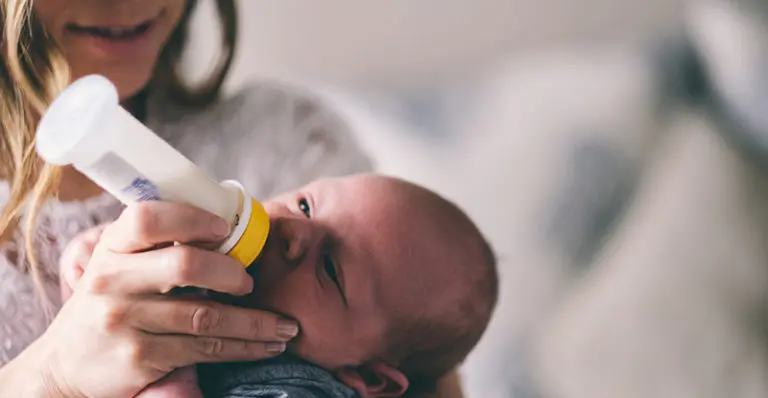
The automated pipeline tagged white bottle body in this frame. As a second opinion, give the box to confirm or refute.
[35,75,270,263]
[77,106,240,224]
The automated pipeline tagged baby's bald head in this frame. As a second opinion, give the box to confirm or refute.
[364,176,498,390]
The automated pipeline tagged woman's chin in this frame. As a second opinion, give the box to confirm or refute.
[69,67,153,103]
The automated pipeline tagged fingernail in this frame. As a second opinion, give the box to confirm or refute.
[240,279,254,295]
[266,342,286,354]
[276,319,300,340]
[213,218,230,237]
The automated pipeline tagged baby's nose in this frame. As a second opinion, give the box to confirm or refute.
[252,218,323,285]
[283,230,308,263]
[277,218,320,262]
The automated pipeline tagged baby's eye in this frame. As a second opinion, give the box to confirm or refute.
[324,255,339,285]
[298,198,311,218]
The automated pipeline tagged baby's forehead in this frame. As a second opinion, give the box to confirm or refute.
[267,177,343,203]
[298,176,392,205]
[303,174,372,191]
[307,174,418,200]
[295,176,348,197]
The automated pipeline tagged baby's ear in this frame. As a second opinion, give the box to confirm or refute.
[335,362,409,397]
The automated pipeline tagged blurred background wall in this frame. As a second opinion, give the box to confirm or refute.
[186,0,682,181]
[249,1,673,88]
[192,0,677,87]
[188,0,680,90]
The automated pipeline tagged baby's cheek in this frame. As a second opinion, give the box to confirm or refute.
[253,267,362,368]
[289,328,351,370]
[288,311,374,372]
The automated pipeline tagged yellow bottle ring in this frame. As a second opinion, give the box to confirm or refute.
[227,198,270,267]
[217,180,270,268]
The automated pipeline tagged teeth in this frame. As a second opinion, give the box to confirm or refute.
[70,22,150,38]
[109,28,131,36]
[102,26,141,37]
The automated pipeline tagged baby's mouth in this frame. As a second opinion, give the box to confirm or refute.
[66,20,154,40]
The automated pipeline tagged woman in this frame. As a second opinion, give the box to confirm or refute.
[0,0,371,396]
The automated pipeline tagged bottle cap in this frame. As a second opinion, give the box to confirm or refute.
[36,75,119,167]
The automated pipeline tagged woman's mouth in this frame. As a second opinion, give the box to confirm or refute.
[64,17,162,58]
[66,20,154,40]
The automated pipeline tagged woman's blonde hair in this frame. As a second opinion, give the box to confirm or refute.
[0,0,238,290]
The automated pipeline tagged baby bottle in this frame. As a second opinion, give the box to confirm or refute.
[35,75,269,268]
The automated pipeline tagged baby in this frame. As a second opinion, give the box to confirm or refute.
[60,174,498,397]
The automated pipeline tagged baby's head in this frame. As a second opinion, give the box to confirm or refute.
[246,173,498,397]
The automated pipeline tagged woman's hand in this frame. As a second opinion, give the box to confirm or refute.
[58,223,204,398]
[24,201,296,398]
[59,223,106,301]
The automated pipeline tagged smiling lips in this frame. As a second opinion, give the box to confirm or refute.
[67,20,154,40]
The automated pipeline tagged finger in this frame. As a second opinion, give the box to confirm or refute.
[77,224,108,251]
[60,225,104,270]
[60,274,76,302]
[144,333,287,370]
[83,245,253,296]
[85,223,109,241]
[129,299,299,342]
[60,232,97,293]
[135,367,202,398]
[100,201,231,253]
[59,253,84,296]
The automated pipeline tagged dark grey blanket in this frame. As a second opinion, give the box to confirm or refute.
[198,355,359,398]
